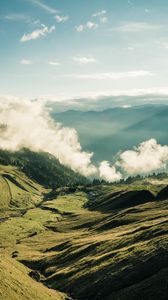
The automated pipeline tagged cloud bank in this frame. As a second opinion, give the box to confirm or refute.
[66,70,152,80]
[0,97,96,177]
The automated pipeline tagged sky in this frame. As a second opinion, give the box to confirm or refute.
[1,0,168,100]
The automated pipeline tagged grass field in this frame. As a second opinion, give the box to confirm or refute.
[0,165,168,300]
[0,165,45,211]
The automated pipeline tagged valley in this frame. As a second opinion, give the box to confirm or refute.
[0,152,168,300]
[52,105,168,162]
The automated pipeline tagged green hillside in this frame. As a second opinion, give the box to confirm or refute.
[0,154,168,300]
[0,255,68,300]
[0,165,44,211]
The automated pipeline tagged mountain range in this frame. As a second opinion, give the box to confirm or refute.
[52,104,168,162]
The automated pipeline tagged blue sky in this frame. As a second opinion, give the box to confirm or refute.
[1,0,168,100]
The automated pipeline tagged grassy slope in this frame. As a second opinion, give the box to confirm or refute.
[0,255,67,300]
[0,165,44,212]
[0,174,168,300]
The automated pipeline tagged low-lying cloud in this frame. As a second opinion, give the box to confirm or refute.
[99,161,122,182]
[0,97,167,182]
[118,139,168,175]
[0,97,96,176]
[100,139,168,182]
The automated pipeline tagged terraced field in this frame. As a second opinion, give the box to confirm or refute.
[0,166,168,300]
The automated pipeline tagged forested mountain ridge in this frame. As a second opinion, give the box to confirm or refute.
[0,148,88,188]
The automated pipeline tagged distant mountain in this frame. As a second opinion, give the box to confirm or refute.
[0,148,88,188]
[46,94,168,112]
[52,105,168,162]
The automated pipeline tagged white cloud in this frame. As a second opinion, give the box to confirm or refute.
[86,87,168,98]
[99,161,122,182]
[38,87,168,111]
[55,15,69,23]
[117,139,168,175]
[121,105,132,108]
[20,59,33,65]
[67,70,152,80]
[20,25,55,42]
[92,10,106,17]
[2,97,168,181]
[72,56,97,64]
[76,21,98,32]
[112,22,163,32]
[76,25,85,32]
[86,21,98,29]
[48,61,60,66]
[0,96,96,177]
[98,139,168,181]
[30,0,59,14]
[92,10,108,23]
[100,16,108,24]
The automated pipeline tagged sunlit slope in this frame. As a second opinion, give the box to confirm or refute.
[0,165,43,210]
[0,255,68,300]
[0,147,88,213]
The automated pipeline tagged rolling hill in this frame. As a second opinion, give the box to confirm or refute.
[0,165,43,211]
[0,153,167,300]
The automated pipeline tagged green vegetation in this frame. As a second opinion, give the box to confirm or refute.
[0,165,43,212]
[0,155,168,300]
[42,192,88,214]
[0,255,68,300]
[0,148,88,188]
